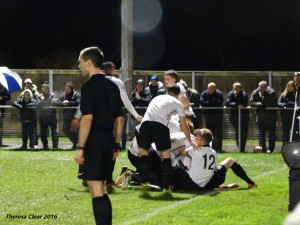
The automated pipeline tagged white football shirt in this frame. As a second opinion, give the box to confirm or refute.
[185,146,217,187]
[142,94,185,127]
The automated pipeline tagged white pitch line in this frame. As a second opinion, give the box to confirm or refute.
[121,166,287,225]
[121,191,217,225]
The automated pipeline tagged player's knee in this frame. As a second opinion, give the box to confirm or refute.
[227,157,234,162]
[222,157,234,169]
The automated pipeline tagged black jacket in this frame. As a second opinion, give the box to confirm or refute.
[37,91,57,120]
[12,99,38,122]
[55,90,80,117]
[226,90,249,121]
[250,87,278,123]
[0,84,11,114]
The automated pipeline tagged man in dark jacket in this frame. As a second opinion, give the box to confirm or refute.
[145,74,163,101]
[179,79,200,107]
[250,80,278,153]
[200,82,224,152]
[38,81,59,149]
[225,82,249,152]
[0,83,11,146]
[54,82,80,149]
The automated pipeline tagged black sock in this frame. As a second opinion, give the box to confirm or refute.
[162,158,171,189]
[139,155,150,183]
[103,194,112,223]
[231,162,255,185]
[92,196,112,225]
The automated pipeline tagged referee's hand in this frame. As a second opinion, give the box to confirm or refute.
[74,149,85,165]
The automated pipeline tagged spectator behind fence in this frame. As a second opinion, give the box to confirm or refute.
[200,82,224,152]
[179,79,200,107]
[250,80,278,153]
[37,81,59,150]
[0,83,11,146]
[53,82,80,149]
[12,89,39,150]
[22,78,39,147]
[278,81,296,143]
[225,82,249,152]
[129,79,151,129]
[22,78,40,101]
[145,74,164,100]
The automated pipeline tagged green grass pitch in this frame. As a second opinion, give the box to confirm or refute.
[0,149,290,225]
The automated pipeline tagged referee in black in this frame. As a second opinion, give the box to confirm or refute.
[74,46,123,225]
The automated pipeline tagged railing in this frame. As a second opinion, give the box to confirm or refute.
[126,106,295,152]
[0,105,295,152]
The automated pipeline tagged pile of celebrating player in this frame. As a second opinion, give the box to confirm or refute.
[119,70,257,191]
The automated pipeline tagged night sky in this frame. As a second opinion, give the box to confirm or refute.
[1,0,300,71]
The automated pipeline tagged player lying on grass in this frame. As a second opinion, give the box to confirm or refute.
[170,128,258,191]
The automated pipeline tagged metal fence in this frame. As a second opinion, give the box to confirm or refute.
[1,106,295,152]
[125,107,293,153]
[3,69,297,151]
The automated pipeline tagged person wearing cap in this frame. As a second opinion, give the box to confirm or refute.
[22,78,40,101]
[53,81,80,149]
[129,78,151,129]
[37,81,59,149]
[145,74,164,101]
[250,80,278,153]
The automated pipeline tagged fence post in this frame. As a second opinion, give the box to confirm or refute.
[49,70,53,94]
[192,71,195,90]
[268,71,273,88]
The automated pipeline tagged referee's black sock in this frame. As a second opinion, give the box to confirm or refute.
[139,155,150,183]
[103,194,112,223]
[231,162,255,185]
[92,196,112,225]
[162,158,171,190]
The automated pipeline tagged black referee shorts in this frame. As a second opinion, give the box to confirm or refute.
[139,121,171,151]
[78,130,114,181]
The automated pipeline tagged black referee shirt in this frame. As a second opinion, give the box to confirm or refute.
[80,74,123,132]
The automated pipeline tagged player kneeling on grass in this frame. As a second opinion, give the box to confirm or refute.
[170,128,257,191]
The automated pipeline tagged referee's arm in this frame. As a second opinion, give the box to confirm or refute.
[74,114,93,165]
